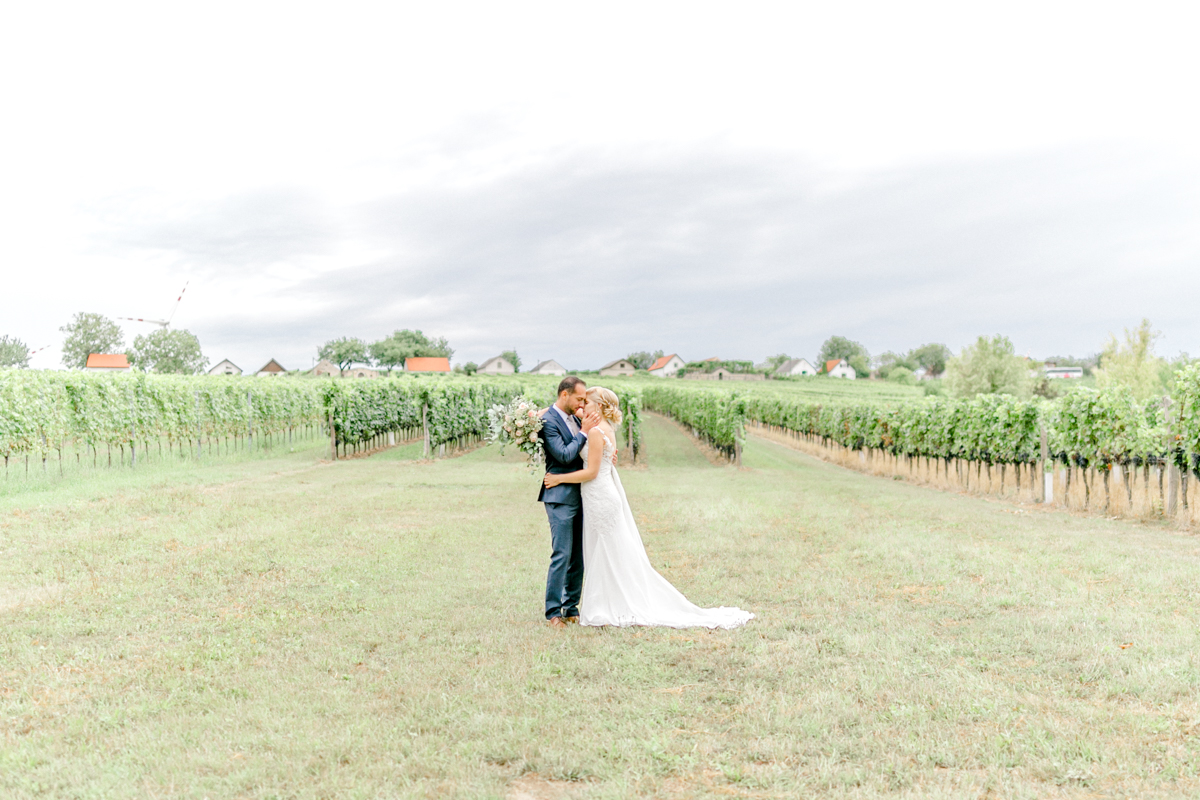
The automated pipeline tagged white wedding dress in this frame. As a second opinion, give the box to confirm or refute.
[579,431,754,629]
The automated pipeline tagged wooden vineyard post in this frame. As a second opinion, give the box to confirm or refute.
[194,390,202,459]
[627,420,634,465]
[1040,423,1050,503]
[130,395,137,468]
[1166,399,1179,519]
[422,404,430,459]
[247,391,254,450]
[328,411,337,461]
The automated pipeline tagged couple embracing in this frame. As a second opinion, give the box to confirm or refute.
[537,376,754,630]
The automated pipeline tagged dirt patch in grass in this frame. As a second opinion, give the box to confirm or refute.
[506,774,588,800]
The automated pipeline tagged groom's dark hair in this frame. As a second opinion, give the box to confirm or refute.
[557,376,586,396]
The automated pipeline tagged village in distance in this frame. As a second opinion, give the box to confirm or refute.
[0,313,1187,404]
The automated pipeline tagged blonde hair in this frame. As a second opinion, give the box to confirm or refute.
[587,386,623,426]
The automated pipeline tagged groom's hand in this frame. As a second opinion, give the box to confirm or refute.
[580,410,602,433]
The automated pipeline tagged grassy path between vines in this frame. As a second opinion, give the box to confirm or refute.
[2,412,1199,798]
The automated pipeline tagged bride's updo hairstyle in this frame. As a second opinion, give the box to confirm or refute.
[587,387,623,426]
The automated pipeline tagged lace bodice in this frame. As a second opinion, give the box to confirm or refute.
[580,430,616,479]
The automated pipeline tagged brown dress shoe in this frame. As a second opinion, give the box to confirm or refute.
[564,616,580,624]
[548,617,567,628]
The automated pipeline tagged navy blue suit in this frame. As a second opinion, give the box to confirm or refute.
[538,406,587,620]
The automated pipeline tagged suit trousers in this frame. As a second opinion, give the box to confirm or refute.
[544,500,584,619]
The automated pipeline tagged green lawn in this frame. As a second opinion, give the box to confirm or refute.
[2,413,1198,798]
[615,373,928,403]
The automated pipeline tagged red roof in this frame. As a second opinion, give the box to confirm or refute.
[406,357,451,373]
[825,359,843,373]
[86,353,130,369]
[648,354,678,371]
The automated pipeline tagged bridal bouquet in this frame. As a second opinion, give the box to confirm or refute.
[487,396,546,472]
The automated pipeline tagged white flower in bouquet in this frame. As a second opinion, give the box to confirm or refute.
[487,396,547,472]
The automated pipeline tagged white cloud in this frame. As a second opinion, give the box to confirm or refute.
[3,1,1198,369]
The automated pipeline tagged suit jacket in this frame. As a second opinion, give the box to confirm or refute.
[537,406,587,505]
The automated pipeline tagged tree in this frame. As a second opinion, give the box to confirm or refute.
[910,343,952,377]
[500,350,521,372]
[847,354,870,377]
[369,329,454,373]
[319,337,369,375]
[0,335,31,368]
[60,312,124,369]
[461,362,478,375]
[625,350,664,370]
[944,335,1032,398]
[874,351,915,379]
[1094,318,1165,401]
[1162,352,1199,395]
[763,353,792,371]
[128,328,209,374]
[817,336,869,373]
[887,366,916,385]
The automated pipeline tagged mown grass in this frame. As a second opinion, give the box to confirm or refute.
[2,413,1199,798]
[614,373,926,403]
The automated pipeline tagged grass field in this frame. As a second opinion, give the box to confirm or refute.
[616,374,928,404]
[2,413,1199,798]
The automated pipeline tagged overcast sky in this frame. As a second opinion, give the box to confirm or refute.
[3,1,1198,371]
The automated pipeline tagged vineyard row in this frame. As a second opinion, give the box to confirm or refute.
[0,371,644,473]
[639,368,1200,522]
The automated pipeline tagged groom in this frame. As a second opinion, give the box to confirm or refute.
[538,376,601,628]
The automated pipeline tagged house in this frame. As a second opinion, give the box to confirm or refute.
[256,359,287,377]
[599,358,637,377]
[824,359,856,379]
[310,359,341,377]
[405,357,451,373]
[775,358,816,377]
[528,359,567,376]
[208,359,242,376]
[478,356,516,375]
[682,368,764,382]
[647,354,686,377]
[85,353,130,372]
[345,367,379,378]
[1045,365,1084,379]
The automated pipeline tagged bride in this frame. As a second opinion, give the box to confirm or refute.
[543,387,754,629]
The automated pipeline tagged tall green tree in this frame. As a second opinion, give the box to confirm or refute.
[369,329,454,372]
[1094,318,1165,401]
[319,337,369,375]
[0,335,31,368]
[944,335,1032,398]
[625,350,664,370]
[874,351,915,379]
[910,343,952,376]
[817,336,869,376]
[762,353,792,371]
[128,328,209,374]
[60,312,124,369]
[500,350,521,372]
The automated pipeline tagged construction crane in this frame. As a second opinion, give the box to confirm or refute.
[118,281,189,329]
